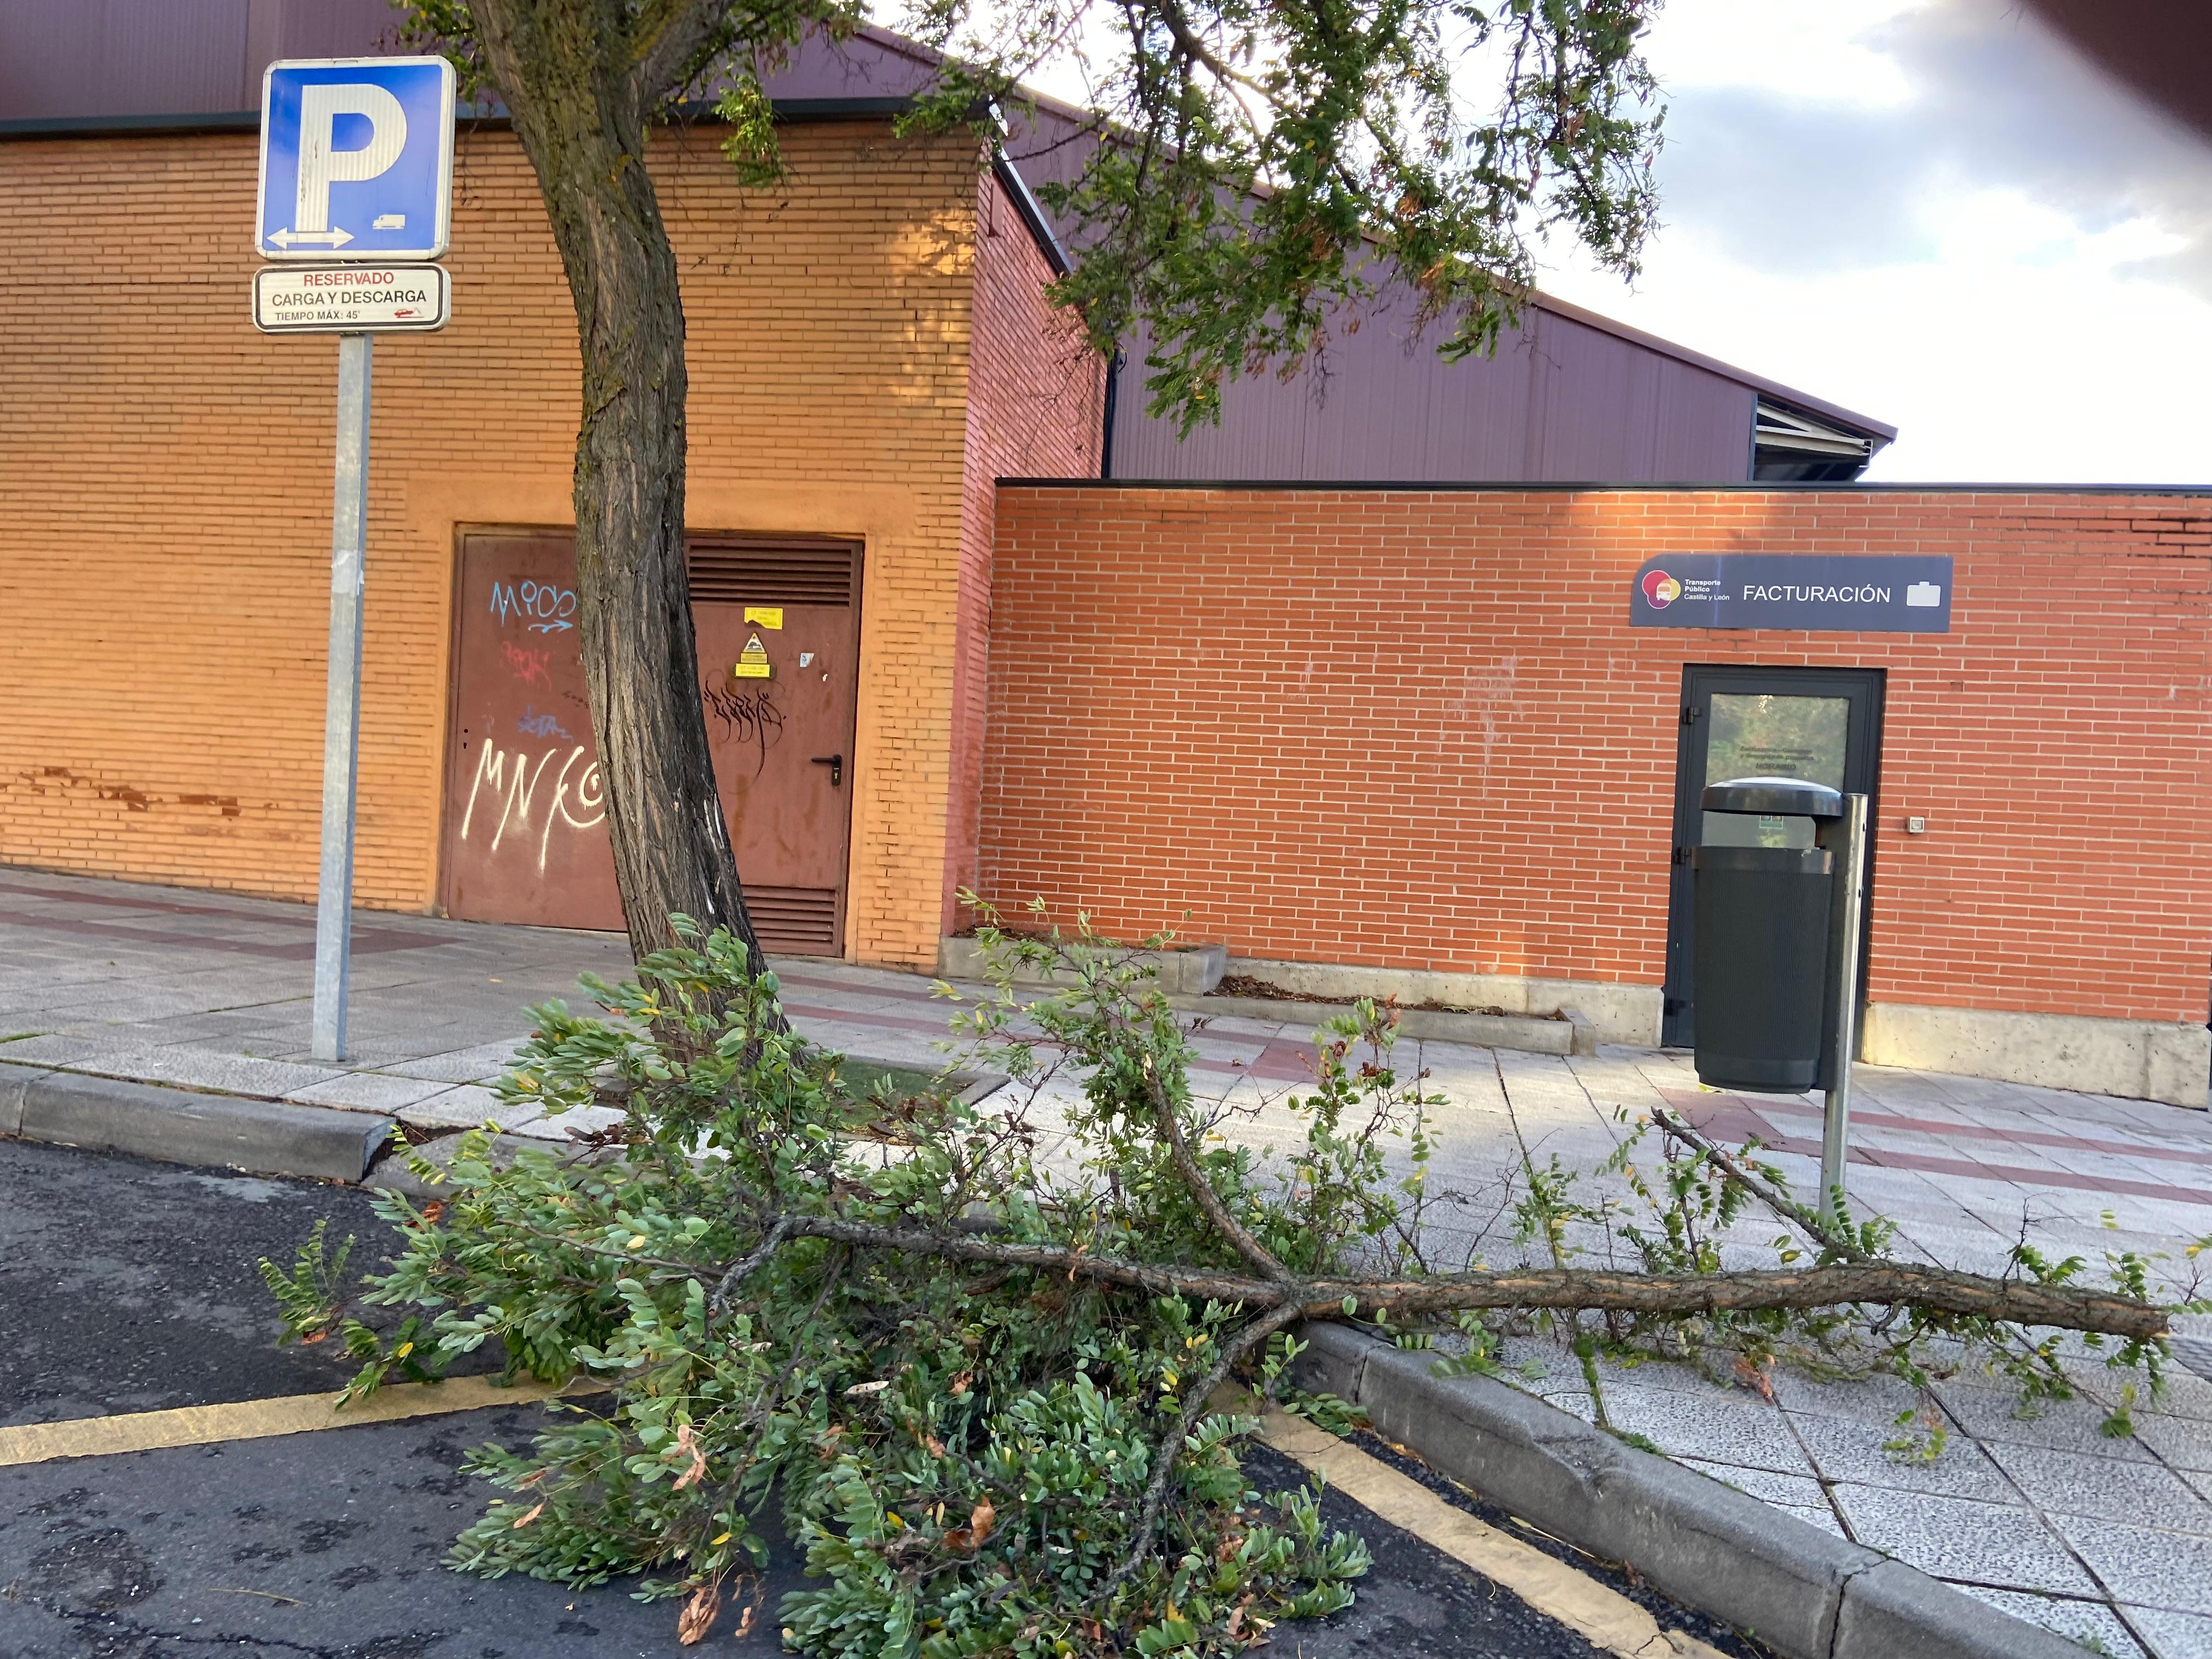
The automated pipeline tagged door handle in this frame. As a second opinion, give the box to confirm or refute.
[810,753,843,788]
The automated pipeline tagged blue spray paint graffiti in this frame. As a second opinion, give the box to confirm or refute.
[490,580,578,632]
[517,706,572,740]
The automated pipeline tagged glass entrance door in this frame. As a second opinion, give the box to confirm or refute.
[1662,667,1884,1048]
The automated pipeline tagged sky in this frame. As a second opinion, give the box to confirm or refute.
[1533,0,2212,483]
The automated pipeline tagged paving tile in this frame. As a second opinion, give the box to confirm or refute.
[396,1085,541,1132]
[1789,1407,2019,1502]
[2126,1605,2212,1659]
[1934,1378,2159,1462]
[2132,1412,2212,1475]
[1770,1367,1930,1425]
[1829,1485,2100,1595]
[2053,1517,2212,1614]
[1984,1440,2212,1531]
[1673,1458,1827,1509]
[285,1073,460,1114]
[381,1041,533,1084]
[1596,1387,1812,1476]
[0,1034,106,1065]
[1946,1587,2147,1658]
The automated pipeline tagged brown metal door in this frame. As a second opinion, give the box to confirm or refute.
[439,531,861,952]
[440,531,623,929]
[687,537,861,953]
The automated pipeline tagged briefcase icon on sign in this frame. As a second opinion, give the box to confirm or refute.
[1905,582,1942,607]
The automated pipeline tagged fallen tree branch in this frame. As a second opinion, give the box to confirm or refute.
[765,1214,2171,1341]
[1093,1299,1306,1609]
[1139,1051,1294,1283]
[1646,1105,1866,1262]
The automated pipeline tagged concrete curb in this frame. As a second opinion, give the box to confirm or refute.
[1289,1322,2088,1659]
[9,1068,393,1183]
[1169,993,1578,1056]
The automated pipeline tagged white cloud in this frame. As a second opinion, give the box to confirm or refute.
[1539,0,2212,482]
[1646,0,1921,105]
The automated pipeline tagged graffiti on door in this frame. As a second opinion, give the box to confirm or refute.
[488,579,578,631]
[702,681,786,776]
[458,742,606,874]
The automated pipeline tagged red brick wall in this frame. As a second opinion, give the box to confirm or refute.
[981,487,2212,1025]
[943,179,1104,929]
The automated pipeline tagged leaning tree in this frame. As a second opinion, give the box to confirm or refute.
[404,0,1664,961]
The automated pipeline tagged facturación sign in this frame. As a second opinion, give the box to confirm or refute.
[1629,554,1953,633]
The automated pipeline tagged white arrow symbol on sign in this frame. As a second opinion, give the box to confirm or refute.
[269,227,356,249]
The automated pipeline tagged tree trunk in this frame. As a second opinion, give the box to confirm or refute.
[465,0,769,972]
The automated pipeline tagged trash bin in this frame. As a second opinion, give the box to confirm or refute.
[1692,777,1842,1091]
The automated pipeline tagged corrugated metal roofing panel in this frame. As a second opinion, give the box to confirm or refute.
[1110,296,1760,484]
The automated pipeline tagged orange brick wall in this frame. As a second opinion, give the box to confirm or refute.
[981,487,2212,1025]
[944,179,1104,929]
[0,120,1087,967]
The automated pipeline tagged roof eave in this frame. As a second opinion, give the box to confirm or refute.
[1530,290,1898,445]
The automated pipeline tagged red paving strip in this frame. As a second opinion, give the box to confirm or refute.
[1849,1147,2212,1206]
[772,970,946,1005]
[1722,1090,2212,1167]
[0,909,446,958]
[0,880,314,924]
[1664,1091,2212,1207]
[781,1002,956,1038]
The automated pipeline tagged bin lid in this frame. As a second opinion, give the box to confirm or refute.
[1701,776,1843,818]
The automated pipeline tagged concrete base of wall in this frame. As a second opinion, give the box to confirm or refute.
[937,937,1228,996]
[1861,1002,2210,1110]
[1222,958,1662,1047]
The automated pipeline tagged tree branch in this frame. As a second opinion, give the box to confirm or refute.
[762,1214,2171,1341]
[1139,1052,1294,1282]
[631,0,739,107]
[1646,1105,1867,1262]
[1093,1299,1305,1607]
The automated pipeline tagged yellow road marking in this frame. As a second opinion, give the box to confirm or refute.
[0,1375,604,1469]
[1245,1397,1730,1659]
[10,1372,1718,1657]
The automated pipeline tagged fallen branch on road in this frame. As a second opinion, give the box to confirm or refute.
[261,907,2194,1657]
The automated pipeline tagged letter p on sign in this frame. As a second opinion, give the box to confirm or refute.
[295,84,407,233]
[258,57,455,261]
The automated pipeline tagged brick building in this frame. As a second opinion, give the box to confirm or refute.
[983,485,2212,1107]
[0,113,1100,967]
[3,12,2207,1108]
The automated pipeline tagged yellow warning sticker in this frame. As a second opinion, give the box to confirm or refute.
[743,606,785,629]
[733,633,773,680]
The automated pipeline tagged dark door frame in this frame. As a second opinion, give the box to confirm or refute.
[1662,664,1886,1049]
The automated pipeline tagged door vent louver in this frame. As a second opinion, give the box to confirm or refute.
[687,538,859,607]
[744,885,841,954]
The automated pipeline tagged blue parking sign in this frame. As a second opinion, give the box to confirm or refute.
[257,58,455,261]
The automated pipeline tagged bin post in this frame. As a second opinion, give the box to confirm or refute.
[1818,793,1869,1225]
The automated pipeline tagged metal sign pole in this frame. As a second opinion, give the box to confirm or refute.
[1819,792,1870,1224]
[311,330,373,1063]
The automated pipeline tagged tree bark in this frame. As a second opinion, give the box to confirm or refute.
[464,0,770,971]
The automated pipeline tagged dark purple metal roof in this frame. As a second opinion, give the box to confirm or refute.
[0,0,397,120]
[1107,294,1760,484]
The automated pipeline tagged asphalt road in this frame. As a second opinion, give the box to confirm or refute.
[0,1137,1663,1658]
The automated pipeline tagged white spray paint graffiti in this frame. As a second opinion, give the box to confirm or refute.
[459,743,607,873]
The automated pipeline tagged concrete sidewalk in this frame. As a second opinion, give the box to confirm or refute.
[3,867,2211,1655]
